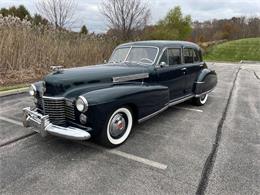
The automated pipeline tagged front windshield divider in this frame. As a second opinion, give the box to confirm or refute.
[124,46,132,62]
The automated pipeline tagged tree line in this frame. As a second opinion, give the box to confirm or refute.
[191,17,260,42]
[1,0,259,42]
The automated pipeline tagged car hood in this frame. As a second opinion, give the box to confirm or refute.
[43,63,149,97]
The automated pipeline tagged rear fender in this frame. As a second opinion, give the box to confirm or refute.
[194,69,217,95]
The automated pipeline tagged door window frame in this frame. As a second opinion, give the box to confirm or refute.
[183,47,202,64]
[156,47,183,68]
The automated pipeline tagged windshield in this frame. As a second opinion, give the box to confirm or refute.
[109,47,158,65]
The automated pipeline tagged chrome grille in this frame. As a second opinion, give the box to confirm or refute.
[41,97,75,126]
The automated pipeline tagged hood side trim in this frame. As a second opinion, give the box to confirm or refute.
[113,73,149,83]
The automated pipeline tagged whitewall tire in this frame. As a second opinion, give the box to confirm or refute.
[99,107,133,147]
[193,94,209,106]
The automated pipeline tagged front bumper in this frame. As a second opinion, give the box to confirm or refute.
[22,107,91,140]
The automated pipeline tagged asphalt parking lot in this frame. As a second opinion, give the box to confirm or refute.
[0,63,259,195]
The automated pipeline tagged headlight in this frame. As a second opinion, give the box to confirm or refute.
[76,96,88,112]
[29,84,36,96]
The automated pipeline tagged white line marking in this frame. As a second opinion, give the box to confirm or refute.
[173,106,203,113]
[0,116,23,126]
[0,116,168,170]
[79,141,167,170]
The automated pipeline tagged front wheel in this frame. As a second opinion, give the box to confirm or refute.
[193,94,209,106]
[98,107,133,147]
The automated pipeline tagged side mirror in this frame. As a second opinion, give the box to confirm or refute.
[159,61,168,68]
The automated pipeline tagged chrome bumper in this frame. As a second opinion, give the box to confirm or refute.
[22,107,91,140]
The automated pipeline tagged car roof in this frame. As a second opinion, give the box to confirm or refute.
[118,40,201,50]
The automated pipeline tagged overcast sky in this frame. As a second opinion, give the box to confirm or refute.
[1,0,260,33]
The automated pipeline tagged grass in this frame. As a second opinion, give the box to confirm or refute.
[204,38,260,62]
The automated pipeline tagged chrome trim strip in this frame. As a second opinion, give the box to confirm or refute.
[169,95,194,106]
[195,87,216,97]
[113,73,149,83]
[138,104,169,123]
[138,94,195,123]
[42,96,65,100]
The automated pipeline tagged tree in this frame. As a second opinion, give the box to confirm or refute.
[80,25,88,34]
[101,0,150,40]
[0,5,31,20]
[150,6,192,40]
[32,14,49,26]
[36,0,76,28]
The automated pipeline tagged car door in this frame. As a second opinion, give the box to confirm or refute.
[183,48,204,94]
[156,48,186,100]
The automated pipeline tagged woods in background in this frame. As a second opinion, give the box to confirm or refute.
[0,0,260,85]
[191,17,260,42]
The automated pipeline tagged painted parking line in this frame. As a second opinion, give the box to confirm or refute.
[173,106,203,113]
[0,116,23,126]
[0,116,168,170]
[78,141,168,170]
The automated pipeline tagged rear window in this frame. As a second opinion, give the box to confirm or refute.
[184,48,201,63]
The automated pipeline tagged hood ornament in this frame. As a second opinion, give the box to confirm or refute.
[50,65,64,72]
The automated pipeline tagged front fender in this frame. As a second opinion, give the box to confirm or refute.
[194,69,217,95]
[81,84,169,134]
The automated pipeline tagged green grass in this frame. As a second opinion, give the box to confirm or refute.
[204,38,260,62]
[0,84,28,92]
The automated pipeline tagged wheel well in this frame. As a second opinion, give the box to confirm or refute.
[124,103,139,124]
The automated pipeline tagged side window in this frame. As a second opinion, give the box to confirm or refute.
[159,50,168,65]
[168,48,181,65]
[193,49,200,62]
[159,48,181,66]
[183,48,194,64]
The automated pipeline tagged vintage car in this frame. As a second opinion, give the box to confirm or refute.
[23,41,217,147]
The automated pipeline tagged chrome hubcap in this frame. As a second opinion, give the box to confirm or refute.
[109,113,126,138]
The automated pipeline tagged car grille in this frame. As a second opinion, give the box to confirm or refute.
[37,96,75,126]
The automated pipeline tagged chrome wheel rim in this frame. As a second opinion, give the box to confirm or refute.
[109,113,127,138]
[106,108,133,145]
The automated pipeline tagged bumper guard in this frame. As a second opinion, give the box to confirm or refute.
[22,107,91,140]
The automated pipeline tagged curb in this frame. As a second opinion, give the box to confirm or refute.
[0,87,28,97]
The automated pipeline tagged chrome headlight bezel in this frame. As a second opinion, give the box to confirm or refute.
[29,84,36,96]
[76,96,88,112]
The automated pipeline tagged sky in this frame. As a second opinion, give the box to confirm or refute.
[1,0,260,33]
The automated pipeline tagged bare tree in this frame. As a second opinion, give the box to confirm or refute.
[101,0,150,40]
[36,0,76,28]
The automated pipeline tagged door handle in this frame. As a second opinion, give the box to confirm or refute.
[181,68,187,71]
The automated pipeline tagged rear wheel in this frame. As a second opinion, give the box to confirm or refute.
[193,94,208,106]
[98,107,133,147]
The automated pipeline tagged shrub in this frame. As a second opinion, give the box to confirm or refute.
[0,15,117,85]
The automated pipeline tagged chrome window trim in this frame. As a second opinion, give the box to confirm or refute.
[109,46,160,65]
[155,47,182,68]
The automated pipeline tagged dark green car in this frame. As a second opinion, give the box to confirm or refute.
[23,41,217,147]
